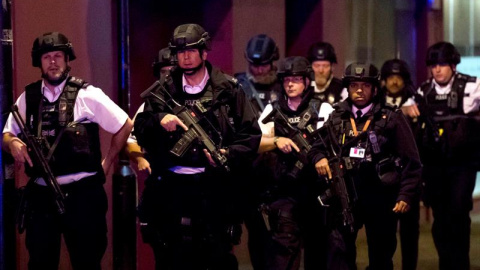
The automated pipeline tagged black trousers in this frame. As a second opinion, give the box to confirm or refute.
[325,184,399,270]
[301,194,329,270]
[423,163,477,270]
[398,193,420,270]
[244,197,302,270]
[139,172,239,270]
[25,174,107,270]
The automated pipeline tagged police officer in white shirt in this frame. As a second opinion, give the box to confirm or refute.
[2,32,132,270]
[414,41,480,270]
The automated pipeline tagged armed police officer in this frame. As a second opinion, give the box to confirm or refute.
[379,58,420,270]
[254,56,329,269]
[380,59,416,109]
[126,47,176,174]
[307,42,345,106]
[413,42,480,270]
[235,34,283,117]
[2,32,132,270]
[309,63,421,270]
[134,24,260,270]
[234,34,288,269]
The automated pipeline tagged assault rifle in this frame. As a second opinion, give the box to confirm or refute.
[317,122,368,233]
[11,105,66,215]
[261,106,316,179]
[141,80,230,172]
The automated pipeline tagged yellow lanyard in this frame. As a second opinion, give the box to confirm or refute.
[350,117,371,137]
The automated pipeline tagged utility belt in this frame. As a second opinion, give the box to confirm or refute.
[175,215,242,245]
[139,169,241,245]
[141,212,242,246]
[343,154,403,186]
[16,173,104,234]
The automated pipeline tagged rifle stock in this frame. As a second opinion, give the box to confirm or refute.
[11,105,66,214]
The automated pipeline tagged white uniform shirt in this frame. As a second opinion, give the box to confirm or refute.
[3,78,129,184]
[258,102,334,136]
[127,102,145,144]
[414,73,480,114]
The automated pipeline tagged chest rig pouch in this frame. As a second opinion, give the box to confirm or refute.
[421,73,477,159]
[271,103,319,182]
[371,108,403,186]
[25,77,103,177]
[334,107,401,186]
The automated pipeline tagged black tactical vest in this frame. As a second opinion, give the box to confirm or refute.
[236,73,280,115]
[24,77,103,177]
[419,73,479,159]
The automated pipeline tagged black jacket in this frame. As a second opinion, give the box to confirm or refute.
[308,98,422,204]
[134,61,261,175]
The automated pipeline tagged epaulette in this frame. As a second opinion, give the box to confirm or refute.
[67,76,88,88]
[458,73,478,83]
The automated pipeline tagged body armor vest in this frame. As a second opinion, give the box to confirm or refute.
[419,73,478,160]
[312,77,343,106]
[25,77,103,177]
[420,72,475,116]
[331,106,392,163]
[236,73,279,115]
[167,84,226,168]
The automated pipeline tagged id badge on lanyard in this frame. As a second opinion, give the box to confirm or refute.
[348,116,370,159]
[349,147,365,158]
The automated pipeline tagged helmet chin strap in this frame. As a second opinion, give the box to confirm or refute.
[180,60,204,75]
[177,49,206,75]
[42,66,71,86]
[178,56,205,75]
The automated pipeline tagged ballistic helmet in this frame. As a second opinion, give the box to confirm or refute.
[152,47,176,77]
[31,32,76,67]
[426,41,461,66]
[244,34,279,65]
[277,56,311,78]
[380,59,411,82]
[307,42,337,64]
[343,62,380,88]
[169,24,210,53]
